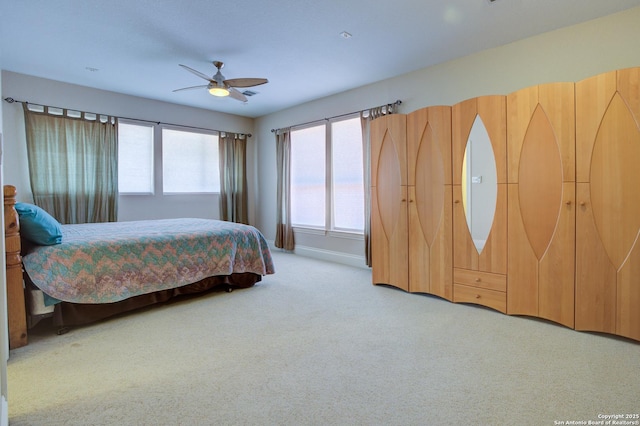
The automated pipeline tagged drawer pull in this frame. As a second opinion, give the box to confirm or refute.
[475,278,481,282]
[475,294,481,299]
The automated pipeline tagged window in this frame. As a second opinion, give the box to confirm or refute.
[331,119,364,231]
[290,116,364,233]
[291,125,326,227]
[162,128,220,194]
[118,122,154,193]
[118,124,220,195]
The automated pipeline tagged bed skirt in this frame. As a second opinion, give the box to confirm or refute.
[27,273,261,328]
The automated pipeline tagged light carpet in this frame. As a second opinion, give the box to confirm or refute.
[7,251,640,425]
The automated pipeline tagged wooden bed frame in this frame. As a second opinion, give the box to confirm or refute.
[3,185,262,349]
[4,185,28,349]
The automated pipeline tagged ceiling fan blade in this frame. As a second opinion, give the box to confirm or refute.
[172,85,209,92]
[227,87,248,102]
[178,64,213,82]
[224,78,268,88]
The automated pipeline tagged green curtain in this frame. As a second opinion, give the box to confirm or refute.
[22,104,118,224]
[275,128,294,250]
[218,133,249,224]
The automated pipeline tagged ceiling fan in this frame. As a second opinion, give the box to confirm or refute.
[173,61,268,102]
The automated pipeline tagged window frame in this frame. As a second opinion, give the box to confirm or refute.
[290,113,364,237]
[117,119,155,195]
[117,121,222,196]
[160,125,220,195]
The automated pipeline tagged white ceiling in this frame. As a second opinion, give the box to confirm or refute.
[2,0,640,118]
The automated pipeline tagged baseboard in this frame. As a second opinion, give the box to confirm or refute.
[295,245,369,269]
[267,240,369,269]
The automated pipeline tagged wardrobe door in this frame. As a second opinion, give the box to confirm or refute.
[506,83,575,328]
[370,114,409,291]
[407,106,453,299]
[575,67,640,341]
[451,96,507,312]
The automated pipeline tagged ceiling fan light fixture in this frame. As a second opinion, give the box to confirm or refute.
[176,61,265,102]
[208,85,229,97]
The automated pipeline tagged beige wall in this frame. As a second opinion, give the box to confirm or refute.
[254,6,640,264]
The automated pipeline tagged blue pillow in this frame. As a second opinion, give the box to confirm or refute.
[14,202,63,245]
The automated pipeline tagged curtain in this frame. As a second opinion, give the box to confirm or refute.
[22,104,118,224]
[218,133,249,224]
[275,128,295,250]
[361,102,399,267]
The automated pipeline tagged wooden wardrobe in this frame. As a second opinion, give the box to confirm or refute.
[370,106,453,298]
[369,66,640,342]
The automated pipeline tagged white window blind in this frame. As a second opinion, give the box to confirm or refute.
[291,125,326,227]
[331,118,364,231]
[162,128,219,193]
[118,122,154,193]
[290,116,364,233]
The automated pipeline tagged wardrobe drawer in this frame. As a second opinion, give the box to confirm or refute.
[453,284,507,313]
[453,268,506,292]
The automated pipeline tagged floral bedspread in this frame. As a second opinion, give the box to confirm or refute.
[22,218,275,304]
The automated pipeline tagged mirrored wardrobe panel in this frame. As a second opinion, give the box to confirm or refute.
[452,95,507,312]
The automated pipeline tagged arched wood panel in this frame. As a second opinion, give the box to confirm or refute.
[452,97,477,186]
[575,185,617,334]
[370,114,407,188]
[615,67,640,341]
[506,184,538,316]
[453,185,478,271]
[575,71,617,183]
[408,106,452,186]
[539,83,576,182]
[576,67,640,340]
[617,238,640,341]
[506,83,575,328]
[407,106,452,299]
[370,114,408,291]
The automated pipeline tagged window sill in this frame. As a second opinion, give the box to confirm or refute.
[293,226,364,240]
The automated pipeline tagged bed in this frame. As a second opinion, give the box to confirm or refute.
[3,185,275,349]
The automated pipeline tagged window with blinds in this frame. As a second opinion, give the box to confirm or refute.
[118,121,154,194]
[162,128,220,194]
[290,115,364,233]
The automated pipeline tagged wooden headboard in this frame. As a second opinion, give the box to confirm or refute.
[4,185,28,349]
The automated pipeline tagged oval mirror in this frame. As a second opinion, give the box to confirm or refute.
[461,115,497,254]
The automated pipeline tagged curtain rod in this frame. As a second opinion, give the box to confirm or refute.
[3,97,252,138]
[270,99,402,133]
